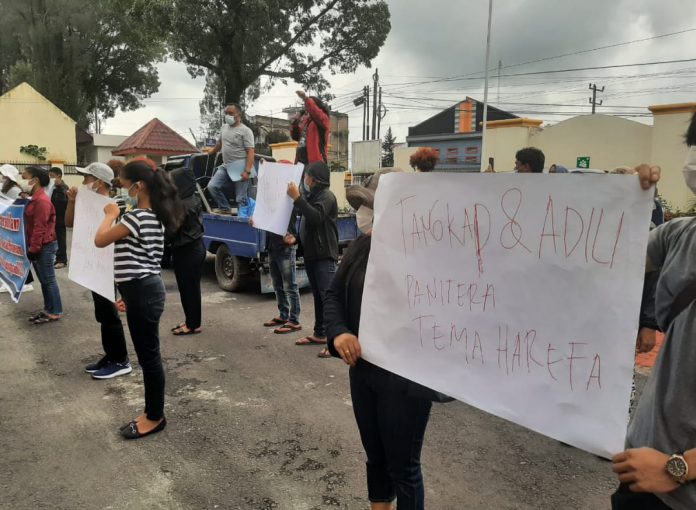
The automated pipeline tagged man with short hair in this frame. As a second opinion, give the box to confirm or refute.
[208,103,255,214]
[48,167,69,268]
[66,162,132,380]
[514,147,545,173]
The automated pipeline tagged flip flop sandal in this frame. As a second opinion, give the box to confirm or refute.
[28,311,47,322]
[32,315,60,325]
[171,322,186,332]
[263,317,286,327]
[274,323,302,334]
[172,325,202,336]
[295,336,327,346]
[317,348,332,358]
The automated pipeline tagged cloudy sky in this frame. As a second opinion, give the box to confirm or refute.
[104,0,696,150]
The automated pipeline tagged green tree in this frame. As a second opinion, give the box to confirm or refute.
[0,0,165,128]
[146,0,390,105]
[381,126,396,167]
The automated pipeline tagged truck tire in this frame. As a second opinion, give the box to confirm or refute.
[214,244,251,292]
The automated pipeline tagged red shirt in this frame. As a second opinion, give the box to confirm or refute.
[24,187,57,254]
[291,98,331,164]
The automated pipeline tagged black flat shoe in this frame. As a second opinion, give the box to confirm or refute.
[120,418,167,440]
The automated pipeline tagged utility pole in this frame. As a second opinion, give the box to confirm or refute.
[589,83,605,114]
[94,96,100,134]
[371,69,379,139]
[353,86,369,141]
[366,87,370,141]
[480,0,493,172]
[377,86,387,140]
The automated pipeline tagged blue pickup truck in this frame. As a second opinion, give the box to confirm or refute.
[164,152,358,292]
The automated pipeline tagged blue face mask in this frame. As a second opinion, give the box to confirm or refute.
[225,114,236,126]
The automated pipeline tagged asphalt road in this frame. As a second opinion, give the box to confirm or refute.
[0,255,632,509]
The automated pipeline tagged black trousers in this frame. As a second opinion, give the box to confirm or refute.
[118,275,166,421]
[305,258,336,338]
[55,224,67,263]
[611,484,672,509]
[92,291,128,363]
[172,240,206,330]
[350,360,432,509]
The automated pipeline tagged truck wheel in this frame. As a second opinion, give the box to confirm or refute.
[214,245,250,292]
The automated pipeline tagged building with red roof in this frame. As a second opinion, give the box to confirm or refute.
[112,118,199,164]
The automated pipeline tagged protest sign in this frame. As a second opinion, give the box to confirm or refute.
[0,200,31,302]
[359,173,653,458]
[253,161,304,236]
[68,188,115,301]
[220,159,255,182]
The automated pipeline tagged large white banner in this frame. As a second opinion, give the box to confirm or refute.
[360,173,653,458]
[253,161,304,236]
[68,188,115,301]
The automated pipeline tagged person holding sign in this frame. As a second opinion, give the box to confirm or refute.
[23,166,63,324]
[95,158,183,439]
[287,161,338,357]
[324,168,438,510]
[611,116,696,509]
[65,162,132,380]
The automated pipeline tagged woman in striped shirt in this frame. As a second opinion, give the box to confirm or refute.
[96,158,183,439]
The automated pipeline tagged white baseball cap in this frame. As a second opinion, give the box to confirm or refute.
[77,162,114,185]
[0,164,19,183]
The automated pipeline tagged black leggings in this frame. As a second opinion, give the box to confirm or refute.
[172,240,206,330]
[118,275,166,421]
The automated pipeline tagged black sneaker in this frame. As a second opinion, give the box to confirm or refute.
[85,356,109,374]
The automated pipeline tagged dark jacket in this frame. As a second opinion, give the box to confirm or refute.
[51,182,69,227]
[168,168,204,247]
[325,236,452,402]
[295,186,338,262]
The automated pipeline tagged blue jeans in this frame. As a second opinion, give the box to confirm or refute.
[350,360,432,509]
[269,246,300,324]
[32,241,63,315]
[305,258,336,338]
[208,163,249,211]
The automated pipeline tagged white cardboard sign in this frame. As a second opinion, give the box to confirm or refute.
[359,173,653,458]
[68,187,115,301]
[253,161,304,236]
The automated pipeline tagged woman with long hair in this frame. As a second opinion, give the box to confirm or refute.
[95,157,183,439]
[168,167,206,335]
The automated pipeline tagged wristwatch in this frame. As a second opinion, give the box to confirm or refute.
[666,454,689,484]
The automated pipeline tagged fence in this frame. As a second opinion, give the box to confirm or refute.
[0,162,81,175]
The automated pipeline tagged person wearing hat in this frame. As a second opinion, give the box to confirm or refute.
[0,164,22,200]
[287,161,338,357]
[323,168,437,509]
[65,162,132,380]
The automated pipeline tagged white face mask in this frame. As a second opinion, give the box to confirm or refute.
[84,181,98,193]
[683,147,696,194]
[356,205,374,234]
[20,179,34,194]
[225,114,237,126]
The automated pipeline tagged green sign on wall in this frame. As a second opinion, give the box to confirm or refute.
[577,156,591,169]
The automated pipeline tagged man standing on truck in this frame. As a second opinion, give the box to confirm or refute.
[208,103,255,214]
[290,91,331,166]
